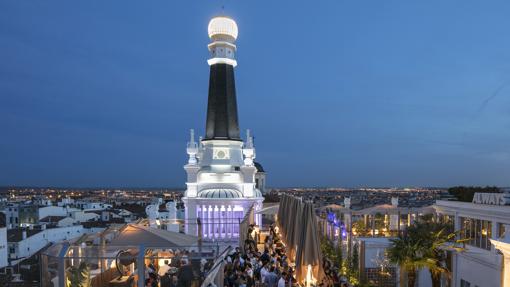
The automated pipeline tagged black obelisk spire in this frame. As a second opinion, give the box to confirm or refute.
[205,63,240,140]
[204,16,241,141]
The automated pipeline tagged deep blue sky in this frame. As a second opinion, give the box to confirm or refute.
[1,1,510,188]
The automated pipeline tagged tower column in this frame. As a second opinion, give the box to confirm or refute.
[186,202,197,236]
[227,205,232,238]
[208,205,213,238]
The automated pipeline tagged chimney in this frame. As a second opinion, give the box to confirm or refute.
[344,197,351,209]
[22,230,27,240]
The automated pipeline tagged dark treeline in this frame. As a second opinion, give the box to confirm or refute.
[448,186,500,202]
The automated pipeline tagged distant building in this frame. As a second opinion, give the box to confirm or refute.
[4,203,21,228]
[57,197,74,207]
[70,210,100,222]
[37,206,70,220]
[39,216,77,227]
[74,201,112,210]
[0,212,7,269]
[31,195,51,206]
[3,203,38,228]
[434,194,510,287]
[7,225,84,265]
[2,203,84,228]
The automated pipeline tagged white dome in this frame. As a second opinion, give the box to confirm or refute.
[198,188,243,199]
[208,16,238,40]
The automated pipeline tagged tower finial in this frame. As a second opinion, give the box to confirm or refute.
[186,129,198,165]
[207,16,238,67]
[190,129,195,144]
[246,129,253,148]
[243,129,255,165]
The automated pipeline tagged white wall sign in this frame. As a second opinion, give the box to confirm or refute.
[472,193,510,206]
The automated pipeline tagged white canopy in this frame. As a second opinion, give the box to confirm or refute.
[109,224,199,248]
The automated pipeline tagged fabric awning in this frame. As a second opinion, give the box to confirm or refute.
[109,224,199,248]
[277,194,325,284]
[295,201,325,284]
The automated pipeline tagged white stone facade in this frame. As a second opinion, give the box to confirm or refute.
[0,225,7,269]
[434,199,510,287]
[8,225,84,265]
[182,135,264,238]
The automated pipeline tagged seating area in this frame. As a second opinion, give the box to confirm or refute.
[40,223,222,287]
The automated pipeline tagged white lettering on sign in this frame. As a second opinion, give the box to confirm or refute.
[472,193,510,206]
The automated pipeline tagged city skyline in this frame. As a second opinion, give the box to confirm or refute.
[2,1,510,188]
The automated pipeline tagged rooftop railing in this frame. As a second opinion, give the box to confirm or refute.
[41,242,222,287]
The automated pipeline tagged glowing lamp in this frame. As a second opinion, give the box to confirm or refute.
[208,16,238,40]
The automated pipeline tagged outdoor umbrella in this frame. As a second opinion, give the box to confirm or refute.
[277,194,288,239]
[239,204,255,254]
[282,195,292,250]
[276,194,283,233]
[295,201,325,285]
[286,196,302,259]
[284,196,293,249]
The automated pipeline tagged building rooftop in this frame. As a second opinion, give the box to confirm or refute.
[39,216,67,223]
[7,229,43,242]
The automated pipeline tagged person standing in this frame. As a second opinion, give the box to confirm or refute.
[260,263,269,284]
[160,273,171,287]
[177,260,194,287]
[277,272,286,287]
[263,266,279,287]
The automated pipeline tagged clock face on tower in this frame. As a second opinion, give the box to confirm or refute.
[213,148,230,160]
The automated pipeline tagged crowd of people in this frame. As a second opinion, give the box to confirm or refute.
[140,225,352,287]
[143,249,214,287]
[225,224,352,287]
[223,224,293,287]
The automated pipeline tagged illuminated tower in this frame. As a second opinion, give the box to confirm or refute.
[182,16,264,238]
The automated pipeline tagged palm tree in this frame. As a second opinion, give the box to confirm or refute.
[388,215,465,287]
[66,261,91,287]
[407,216,466,287]
[387,234,428,287]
